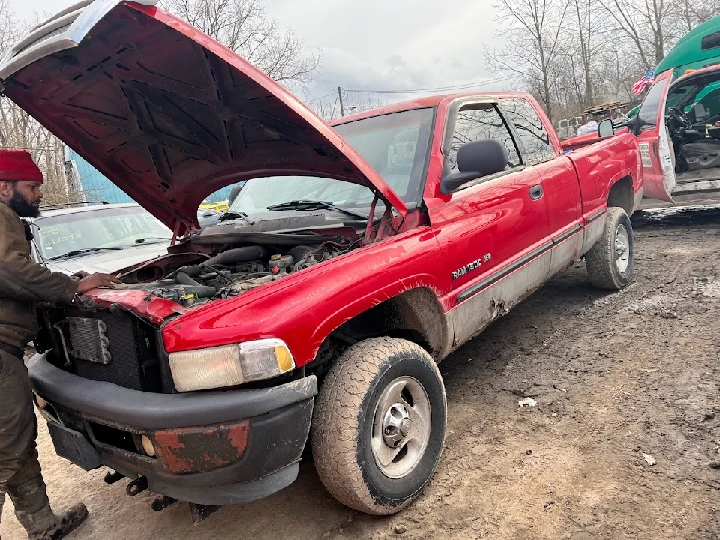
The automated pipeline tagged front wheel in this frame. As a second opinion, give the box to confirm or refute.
[585,207,635,290]
[311,337,446,515]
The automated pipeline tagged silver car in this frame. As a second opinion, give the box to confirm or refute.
[28,203,172,275]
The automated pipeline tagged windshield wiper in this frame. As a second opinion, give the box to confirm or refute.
[133,237,170,244]
[49,247,123,261]
[219,211,252,223]
[266,200,368,220]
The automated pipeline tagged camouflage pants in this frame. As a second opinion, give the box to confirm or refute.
[0,349,48,531]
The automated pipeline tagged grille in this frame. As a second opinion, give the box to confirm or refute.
[40,308,168,393]
[67,317,112,364]
[67,311,144,390]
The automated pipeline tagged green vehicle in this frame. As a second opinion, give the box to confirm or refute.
[630,16,720,201]
[655,17,720,81]
[624,19,720,122]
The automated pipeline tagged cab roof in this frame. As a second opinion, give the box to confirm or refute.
[329,91,533,125]
[655,16,720,79]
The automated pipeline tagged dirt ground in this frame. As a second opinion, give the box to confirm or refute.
[2,210,720,540]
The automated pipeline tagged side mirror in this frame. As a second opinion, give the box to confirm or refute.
[598,119,615,138]
[616,115,638,134]
[441,139,509,194]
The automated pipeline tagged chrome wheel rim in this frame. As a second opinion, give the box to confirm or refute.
[615,224,630,274]
[371,376,431,479]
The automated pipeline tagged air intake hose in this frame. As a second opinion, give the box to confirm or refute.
[202,246,267,267]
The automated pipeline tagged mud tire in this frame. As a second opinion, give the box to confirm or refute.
[586,207,635,290]
[311,337,446,515]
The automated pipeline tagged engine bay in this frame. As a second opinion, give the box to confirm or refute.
[116,238,359,307]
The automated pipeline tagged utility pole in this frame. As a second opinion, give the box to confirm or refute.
[337,86,345,117]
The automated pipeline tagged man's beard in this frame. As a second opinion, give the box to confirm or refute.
[8,188,40,218]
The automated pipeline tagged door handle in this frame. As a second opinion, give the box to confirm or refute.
[529,185,544,200]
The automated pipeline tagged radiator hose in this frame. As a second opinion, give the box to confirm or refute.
[202,246,267,267]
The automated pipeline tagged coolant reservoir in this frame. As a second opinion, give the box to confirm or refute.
[269,254,294,272]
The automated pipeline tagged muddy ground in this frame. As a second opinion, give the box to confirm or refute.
[2,210,720,540]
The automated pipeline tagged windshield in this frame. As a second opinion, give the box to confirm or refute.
[666,84,696,110]
[229,175,373,214]
[684,80,720,115]
[34,205,172,259]
[334,107,434,203]
[227,108,435,215]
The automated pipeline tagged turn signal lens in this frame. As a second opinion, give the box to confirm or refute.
[169,338,295,392]
[275,346,294,372]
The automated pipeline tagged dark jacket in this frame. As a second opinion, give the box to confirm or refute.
[0,202,77,349]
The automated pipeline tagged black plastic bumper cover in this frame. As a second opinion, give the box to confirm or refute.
[28,353,318,505]
[28,353,317,429]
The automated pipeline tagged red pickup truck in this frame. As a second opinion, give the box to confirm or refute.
[0,0,642,520]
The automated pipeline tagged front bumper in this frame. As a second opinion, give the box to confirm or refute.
[28,353,317,505]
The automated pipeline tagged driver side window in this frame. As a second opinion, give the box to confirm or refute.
[446,105,521,172]
[636,79,668,132]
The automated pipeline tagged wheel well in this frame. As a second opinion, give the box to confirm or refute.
[307,288,447,376]
[607,176,634,215]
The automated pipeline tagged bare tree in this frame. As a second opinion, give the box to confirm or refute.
[694,0,720,25]
[485,0,571,122]
[570,0,598,106]
[672,0,720,33]
[308,98,340,122]
[485,0,709,126]
[161,0,320,90]
[598,0,676,67]
[306,91,388,122]
[0,1,76,204]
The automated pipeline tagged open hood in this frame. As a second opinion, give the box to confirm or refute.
[0,1,407,235]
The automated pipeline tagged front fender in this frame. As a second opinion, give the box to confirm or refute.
[161,228,446,366]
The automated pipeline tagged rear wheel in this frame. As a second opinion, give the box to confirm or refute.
[585,207,634,290]
[311,337,446,515]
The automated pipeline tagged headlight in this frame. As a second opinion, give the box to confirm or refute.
[169,338,295,392]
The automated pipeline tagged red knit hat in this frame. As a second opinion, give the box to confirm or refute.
[0,149,43,183]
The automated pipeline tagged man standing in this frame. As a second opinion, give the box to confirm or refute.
[0,150,117,539]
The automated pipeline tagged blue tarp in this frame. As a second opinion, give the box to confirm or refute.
[67,148,232,204]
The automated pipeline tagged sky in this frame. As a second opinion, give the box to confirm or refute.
[11,0,511,110]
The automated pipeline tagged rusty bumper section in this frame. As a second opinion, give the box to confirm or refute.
[28,353,317,505]
[153,421,250,474]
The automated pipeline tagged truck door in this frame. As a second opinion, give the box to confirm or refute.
[499,98,583,276]
[635,71,676,201]
[427,101,551,346]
